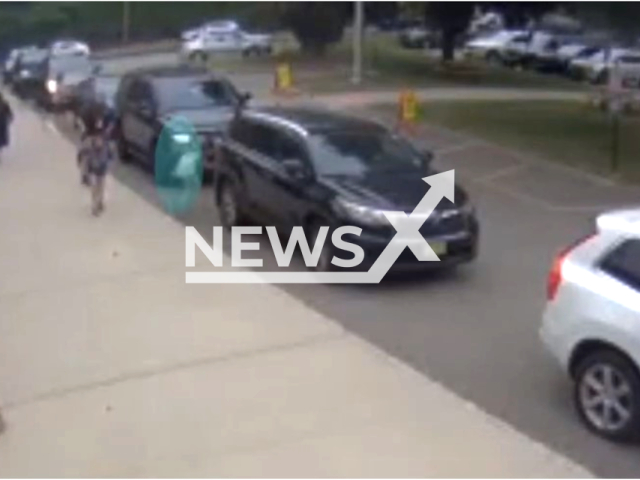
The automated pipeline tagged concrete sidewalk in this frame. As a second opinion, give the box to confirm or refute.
[0,98,592,477]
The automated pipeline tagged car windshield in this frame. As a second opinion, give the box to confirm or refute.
[20,50,47,66]
[308,130,424,177]
[576,47,602,59]
[49,55,93,74]
[477,30,519,42]
[156,78,238,111]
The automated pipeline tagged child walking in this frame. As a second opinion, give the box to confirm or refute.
[81,133,114,216]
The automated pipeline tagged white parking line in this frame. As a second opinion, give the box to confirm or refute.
[435,141,483,156]
[475,163,528,184]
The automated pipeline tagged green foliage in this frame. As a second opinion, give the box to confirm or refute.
[281,2,349,55]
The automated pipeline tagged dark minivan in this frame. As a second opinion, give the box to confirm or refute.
[115,65,247,173]
[216,107,479,273]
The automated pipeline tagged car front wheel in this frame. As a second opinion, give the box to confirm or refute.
[117,135,132,163]
[574,349,640,442]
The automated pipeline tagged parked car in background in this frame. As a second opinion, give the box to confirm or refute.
[2,48,22,85]
[541,207,640,442]
[504,31,566,68]
[36,53,100,111]
[180,22,272,60]
[115,65,249,174]
[11,48,48,98]
[536,43,601,73]
[569,48,640,84]
[216,107,479,273]
[464,30,528,65]
[71,74,121,131]
[49,39,90,57]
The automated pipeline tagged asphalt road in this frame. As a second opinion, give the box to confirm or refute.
[34,62,640,475]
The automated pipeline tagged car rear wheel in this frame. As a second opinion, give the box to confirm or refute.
[309,221,334,272]
[574,349,640,442]
[217,179,245,228]
[486,50,502,66]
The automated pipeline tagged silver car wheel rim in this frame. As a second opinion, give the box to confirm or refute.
[580,363,633,432]
[221,187,237,225]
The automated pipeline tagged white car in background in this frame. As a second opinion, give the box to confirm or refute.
[541,207,640,442]
[181,25,272,60]
[49,40,90,57]
[464,30,528,65]
[569,47,640,83]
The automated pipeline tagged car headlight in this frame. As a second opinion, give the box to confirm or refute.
[46,79,57,93]
[332,198,395,227]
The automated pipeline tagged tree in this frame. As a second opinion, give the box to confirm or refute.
[425,2,475,62]
[281,2,350,56]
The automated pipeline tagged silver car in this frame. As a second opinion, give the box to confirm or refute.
[541,207,640,442]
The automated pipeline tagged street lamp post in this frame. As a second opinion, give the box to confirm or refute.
[352,1,364,85]
[122,1,130,44]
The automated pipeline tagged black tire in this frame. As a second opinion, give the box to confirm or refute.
[309,221,334,272]
[485,50,502,66]
[595,69,610,85]
[216,178,246,228]
[574,349,640,443]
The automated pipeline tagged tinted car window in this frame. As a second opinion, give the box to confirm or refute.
[601,239,640,291]
[94,77,120,106]
[307,129,425,177]
[278,134,307,162]
[155,78,237,111]
[243,122,279,158]
[125,79,144,103]
[576,47,601,59]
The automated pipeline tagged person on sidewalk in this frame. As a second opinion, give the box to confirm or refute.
[77,101,108,185]
[0,92,14,160]
[81,130,114,216]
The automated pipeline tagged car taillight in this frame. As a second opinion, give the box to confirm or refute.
[547,234,595,301]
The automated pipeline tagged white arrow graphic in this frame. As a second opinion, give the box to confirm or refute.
[186,170,456,284]
[366,170,455,282]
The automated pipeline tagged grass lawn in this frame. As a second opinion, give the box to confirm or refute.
[203,32,585,94]
[395,100,640,182]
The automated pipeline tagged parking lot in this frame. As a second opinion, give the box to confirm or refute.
[35,68,640,475]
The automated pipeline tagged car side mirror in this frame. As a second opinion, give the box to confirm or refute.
[282,158,310,182]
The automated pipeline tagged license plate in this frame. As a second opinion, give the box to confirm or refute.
[429,241,447,256]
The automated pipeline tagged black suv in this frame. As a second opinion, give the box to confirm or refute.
[216,107,479,273]
[35,53,99,111]
[11,48,48,99]
[115,65,248,173]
